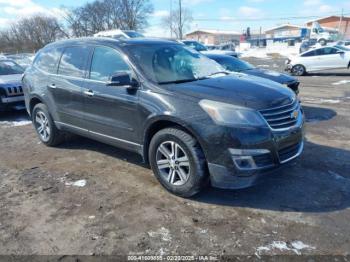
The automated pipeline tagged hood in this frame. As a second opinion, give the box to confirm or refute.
[244,68,297,84]
[0,74,22,86]
[165,74,295,110]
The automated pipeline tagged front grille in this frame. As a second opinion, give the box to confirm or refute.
[259,100,301,130]
[278,142,302,163]
[5,86,23,96]
[253,153,273,168]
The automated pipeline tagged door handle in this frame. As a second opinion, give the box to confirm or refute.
[47,84,56,89]
[84,90,94,97]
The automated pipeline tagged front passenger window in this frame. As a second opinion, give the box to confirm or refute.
[90,47,131,82]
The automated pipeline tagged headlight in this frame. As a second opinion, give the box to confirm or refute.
[199,99,266,127]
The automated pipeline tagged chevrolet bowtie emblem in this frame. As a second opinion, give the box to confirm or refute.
[291,110,299,119]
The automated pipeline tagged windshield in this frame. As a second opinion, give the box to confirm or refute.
[126,44,225,84]
[211,56,255,72]
[123,31,144,38]
[0,60,24,75]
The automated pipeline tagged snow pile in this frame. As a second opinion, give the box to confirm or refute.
[239,43,300,58]
[65,179,87,187]
[256,240,315,257]
[332,80,350,86]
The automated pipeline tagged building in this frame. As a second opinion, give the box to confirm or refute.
[265,24,306,40]
[185,29,241,45]
[306,16,350,38]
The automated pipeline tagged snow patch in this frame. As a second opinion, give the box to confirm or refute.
[255,240,315,257]
[303,97,340,104]
[148,227,172,242]
[1,120,31,127]
[65,179,87,187]
[332,80,350,86]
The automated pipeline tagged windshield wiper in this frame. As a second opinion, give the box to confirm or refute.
[158,79,199,85]
[208,71,230,77]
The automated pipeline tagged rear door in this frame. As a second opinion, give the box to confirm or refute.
[315,47,347,70]
[48,46,92,128]
[299,50,318,71]
[82,46,140,150]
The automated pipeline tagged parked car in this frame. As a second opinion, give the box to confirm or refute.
[94,29,144,39]
[337,40,350,47]
[299,39,317,53]
[0,60,25,111]
[182,40,238,57]
[286,45,350,76]
[6,53,34,69]
[23,38,304,197]
[206,54,300,94]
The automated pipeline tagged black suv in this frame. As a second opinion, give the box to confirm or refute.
[23,38,304,197]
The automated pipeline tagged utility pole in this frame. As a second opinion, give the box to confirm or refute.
[179,0,182,39]
[339,8,344,39]
[170,0,173,38]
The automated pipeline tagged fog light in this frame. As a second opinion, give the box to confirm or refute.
[232,156,257,170]
[229,148,271,171]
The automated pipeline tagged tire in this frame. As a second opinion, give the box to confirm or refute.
[318,39,326,46]
[149,127,208,197]
[32,103,65,147]
[291,64,306,76]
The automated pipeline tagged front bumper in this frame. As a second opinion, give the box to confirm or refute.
[202,111,305,190]
[208,141,304,189]
[0,95,25,110]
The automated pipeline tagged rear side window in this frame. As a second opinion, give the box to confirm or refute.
[301,50,316,57]
[58,46,90,78]
[90,47,131,82]
[34,48,62,74]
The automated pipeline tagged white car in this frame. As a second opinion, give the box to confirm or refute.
[94,29,144,39]
[182,40,238,57]
[286,45,350,76]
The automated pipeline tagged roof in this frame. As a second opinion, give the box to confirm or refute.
[265,24,305,33]
[43,37,180,50]
[306,15,350,24]
[186,29,241,36]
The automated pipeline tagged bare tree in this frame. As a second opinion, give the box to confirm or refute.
[0,15,67,53]
[64,0,153,37]
[162,0,193,39]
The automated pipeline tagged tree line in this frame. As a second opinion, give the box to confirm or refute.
[0,0,154,53]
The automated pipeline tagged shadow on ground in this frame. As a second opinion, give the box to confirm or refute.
[0,109,29,122]
[2,108,349,213]
[193,140,350,213]
[302,105,337,123]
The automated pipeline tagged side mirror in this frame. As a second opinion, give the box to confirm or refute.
[337,50,345,54]
[107,72,139,89]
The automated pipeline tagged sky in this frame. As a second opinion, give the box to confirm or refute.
[0,0,349,36]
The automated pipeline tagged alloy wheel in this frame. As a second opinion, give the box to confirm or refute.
[293,65,304,76]
[156,141,190,186]
[35,111,50,142]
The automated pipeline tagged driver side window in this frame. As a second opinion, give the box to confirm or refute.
[90,47,131,82]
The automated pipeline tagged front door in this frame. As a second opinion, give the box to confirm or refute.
[83,46,140,150]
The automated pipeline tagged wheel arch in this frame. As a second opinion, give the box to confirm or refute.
[142,116,206,164]
[29,95,45,116]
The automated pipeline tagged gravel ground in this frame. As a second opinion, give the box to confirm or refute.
[0,57,350,258]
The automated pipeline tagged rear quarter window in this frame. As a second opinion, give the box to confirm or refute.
[34,48,63,74]
[58,46,90,78]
